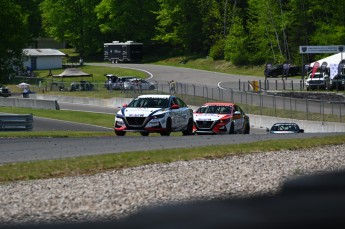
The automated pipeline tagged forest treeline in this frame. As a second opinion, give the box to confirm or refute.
[1,0,345,82]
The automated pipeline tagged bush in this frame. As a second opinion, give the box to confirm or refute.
[209,39,225,60]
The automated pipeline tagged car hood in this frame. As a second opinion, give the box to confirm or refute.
[119,107,166,117]
[307,78,325,81]
[193,113,229,121]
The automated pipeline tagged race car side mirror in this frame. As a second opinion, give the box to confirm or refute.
[171,104,179,109]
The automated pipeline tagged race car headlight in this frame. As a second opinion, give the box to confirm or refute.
[116,119,125,126]
[152,113,166,119]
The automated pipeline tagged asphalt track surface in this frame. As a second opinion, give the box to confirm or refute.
[1,132,341,164]
[2,63,340,164]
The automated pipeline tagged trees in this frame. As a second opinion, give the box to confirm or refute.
[223,0,291,65]
[2,0,345,72]
[40,0,103,57]
[0,0,31,84]
[95,0,158,45]
[155,0,222,55]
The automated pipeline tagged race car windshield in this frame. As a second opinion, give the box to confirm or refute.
[197,106,232,114]
[272,124,299,131]
[127,98,169,108]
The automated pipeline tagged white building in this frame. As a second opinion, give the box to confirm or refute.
[23,49,66,70]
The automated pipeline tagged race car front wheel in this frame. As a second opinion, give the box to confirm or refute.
[182,118,194,136]
[115,130,126,136]
[161,118,172,136]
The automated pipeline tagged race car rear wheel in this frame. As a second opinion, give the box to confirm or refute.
[182,118,194,136]
[161,118,172,136]
[115,130,126,136]
[229,123,235,134]
[140,132,149,136]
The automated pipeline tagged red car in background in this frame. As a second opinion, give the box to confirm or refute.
[193,102,250,135]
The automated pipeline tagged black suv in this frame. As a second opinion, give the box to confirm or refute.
[329,74,345,91]
[0,86,11,97]
[70,81,94,91]
[265,64,300,78]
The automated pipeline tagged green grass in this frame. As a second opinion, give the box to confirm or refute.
[7,64,150,99]
[8,64,148,93]
[154,57,267,77]
[0,107,114,128]
[44,65,149,83]
[0,131,113,138]
[1,134,345,183]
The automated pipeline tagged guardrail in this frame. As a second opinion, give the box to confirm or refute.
[0,114,33,131]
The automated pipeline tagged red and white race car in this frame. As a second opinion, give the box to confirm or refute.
[193,102,250,135]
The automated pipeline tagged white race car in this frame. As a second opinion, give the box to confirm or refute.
[114,94,194,136]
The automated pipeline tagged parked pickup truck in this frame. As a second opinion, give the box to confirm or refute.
[328,74,345,91]
[305,72,329,91]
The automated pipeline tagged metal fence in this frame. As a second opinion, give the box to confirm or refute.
[40,78,345,123]
[146,79,345,123]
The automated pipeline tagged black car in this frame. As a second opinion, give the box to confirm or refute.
[0,86,11,97]
[266,123,304,134]
[328,74,345,91]
[265,64,300,78]
[70,81,94,91]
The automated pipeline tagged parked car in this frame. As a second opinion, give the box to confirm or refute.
[266,123,304,134]
[112,76,136,90]
[328,74,345,91]
[70,81,94,91]
[0,86,11,97]
[123,78,156,91]
[193,102,250,135]
[114,94,194,136]
[265,64,300,78]
[305,72,329,91]
[104,74,118,89]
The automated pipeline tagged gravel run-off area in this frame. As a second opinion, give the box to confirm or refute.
[1,144,345,226]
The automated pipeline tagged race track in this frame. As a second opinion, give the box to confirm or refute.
[2,63,339,164]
